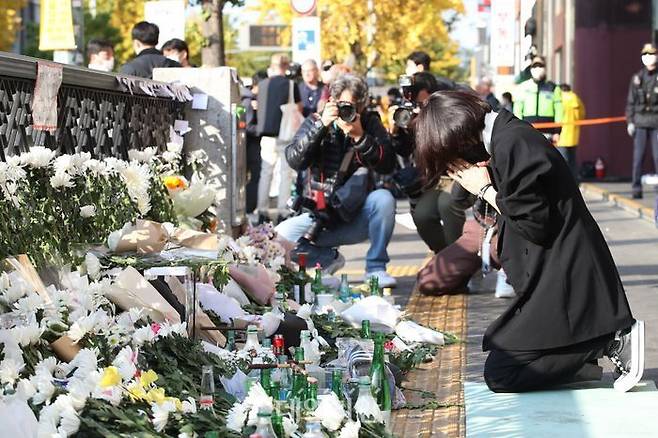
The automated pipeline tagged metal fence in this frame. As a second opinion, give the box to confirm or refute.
[0,52,185,161]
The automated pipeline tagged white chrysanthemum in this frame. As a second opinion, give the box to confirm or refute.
[338,420,361,438]
[314,392,346,431]
[31,371,57,405]
[182,397,196,414]
[11,323,43,347]
[112,346,138,380]
[70,348,99,381]
[133,325,157,346]
[22,146,56,169]
[103,157,126,173]
[120,162,151,196]
[83,159,108,177]
[14,292,44,314]
[226,402,248,432]
[16,378,36,399]
[84,252,101,280]
[71,152,91,172]
[135,193,152,216]
[0,357,23,385]
[151,400,177,432]
[58,405,81,436]
[107,222,134,251]
[53,155,75,174]
[80,205,96,218]
[167,141,183,154]
[162,151,180,163]
[50,171,75,190]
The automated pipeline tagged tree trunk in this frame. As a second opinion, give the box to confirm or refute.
[200,0,225,67]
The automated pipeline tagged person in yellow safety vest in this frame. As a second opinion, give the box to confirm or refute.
[556,84,586,179]
[513,56,563,139]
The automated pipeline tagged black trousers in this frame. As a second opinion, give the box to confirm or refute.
[483,333,614,393]
[246,138,261,214]
[632,127,658,194]
[412,188,465,253]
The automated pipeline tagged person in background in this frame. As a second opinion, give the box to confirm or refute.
[299,59,324,117]
[557,84,585,179]
[87,39,115,72]
[276,74,397,286]
[501,92,513,112]
[317,63,351,113]
[513,56,562,140]
[243,70,268,216]
[626,43,658,199]
[477,77,500,111]
[119,21,180,78]
[256,54,303,224]
[405,51,431,76]
[162,38,193,68]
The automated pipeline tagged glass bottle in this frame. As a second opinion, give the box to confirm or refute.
[243,325,260,351]
[331,369,345,401]
[295,252,309,304]
[302,418,324,438]
[273,334,286,357]
[254,407,277,438]
[354,375,382,425]
[369,276,381,297]
[299,330,314,364]
[260,368,272,396]
[311,264,324,297]
[274,289,289,313]
[271,407,285,438]
[275,354,291,393]
[226,329,236,352]
[305,376,319,412]
[369,333,392,424]
[200,365,215,412]
[361,320,371,339]
[339,274,351,303]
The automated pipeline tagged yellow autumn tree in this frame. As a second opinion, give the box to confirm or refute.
[0,0,27,52]
[252,0,464,80]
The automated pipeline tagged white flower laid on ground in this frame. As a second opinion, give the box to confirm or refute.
[119,162,152,215]
[227,383,274,432]
[338,420,361,438]
[0,330,25,386]
[84,252,102,280]
[80,205,97,218]
[50,171,75,190]
[313,392,346,431]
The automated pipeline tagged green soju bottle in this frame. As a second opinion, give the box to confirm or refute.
[361,319,372,339]
[369,333,392,424]
[339,274,351,303]
[311,264,324,296]
[295,253,309,304]
[331,368,345,401]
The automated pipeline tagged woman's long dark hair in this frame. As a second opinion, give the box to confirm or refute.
[414,90,491,187]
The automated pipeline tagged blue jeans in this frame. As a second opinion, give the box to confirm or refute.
[276,189,396,272]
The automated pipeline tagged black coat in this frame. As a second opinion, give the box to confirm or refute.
[484,110,634,351]
[119,48,180,79]
[625,68,658,129]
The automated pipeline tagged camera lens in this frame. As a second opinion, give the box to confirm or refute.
[393,107,414,129]
[337,102,357,122]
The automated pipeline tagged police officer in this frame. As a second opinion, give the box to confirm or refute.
[513,56,563,140]
[626,43,658,199]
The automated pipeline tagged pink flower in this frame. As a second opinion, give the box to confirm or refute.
[151,322,161,335]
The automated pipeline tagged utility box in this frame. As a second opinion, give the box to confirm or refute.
[153,67,246,233]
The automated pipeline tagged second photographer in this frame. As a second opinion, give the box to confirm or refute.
[275,74,398,287]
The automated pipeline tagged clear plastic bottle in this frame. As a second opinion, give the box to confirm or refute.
[354,375,383,425]
[301,418,324,438]
[339,273,352,303]
[199,365,215,413]
[243,325,261,351]
[299,330,318,365]
[254,407,277,438]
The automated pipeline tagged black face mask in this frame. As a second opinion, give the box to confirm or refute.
[460,143,490,164]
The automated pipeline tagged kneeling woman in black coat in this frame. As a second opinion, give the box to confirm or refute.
[414,90,644,393]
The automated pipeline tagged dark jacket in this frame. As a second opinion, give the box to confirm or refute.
[484,109,634,351]
[119,48,180,79]
[626,67,658,128]
[286,111,395,191]
[241,87,260,143]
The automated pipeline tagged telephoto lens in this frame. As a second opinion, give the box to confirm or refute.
[337,101,357,122]
[393,105,415,129]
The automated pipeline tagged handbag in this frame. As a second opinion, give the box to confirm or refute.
[329,149,371,222]
[278,80,304,142]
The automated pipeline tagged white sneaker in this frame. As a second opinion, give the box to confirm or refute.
[364,270,397,288]
[609,320,645,392]
[494,269,516,298]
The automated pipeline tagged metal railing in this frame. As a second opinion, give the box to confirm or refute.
[0,52,186,161]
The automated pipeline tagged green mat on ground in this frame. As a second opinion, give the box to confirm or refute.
[465,380,658,438]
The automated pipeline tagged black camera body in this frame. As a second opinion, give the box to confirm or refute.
[337,101,357,122]
[393,75,418,129]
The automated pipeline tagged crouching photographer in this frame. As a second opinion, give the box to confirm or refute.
[389,72,472,253]
[275,74,398,287]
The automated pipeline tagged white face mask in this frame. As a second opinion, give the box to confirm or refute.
[642,54,657,67]
[531,66,546,81]
[88,58,115,72]
[166,54,181,63]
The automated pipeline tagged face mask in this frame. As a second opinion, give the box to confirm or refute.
[88,58,115,72]
[166,54,182,63]
[531,66,546,81]
[642,54,657,67]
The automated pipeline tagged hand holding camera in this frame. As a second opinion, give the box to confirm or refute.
[321,100,339,127]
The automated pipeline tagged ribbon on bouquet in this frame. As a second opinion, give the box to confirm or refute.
[114,220,219,254]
